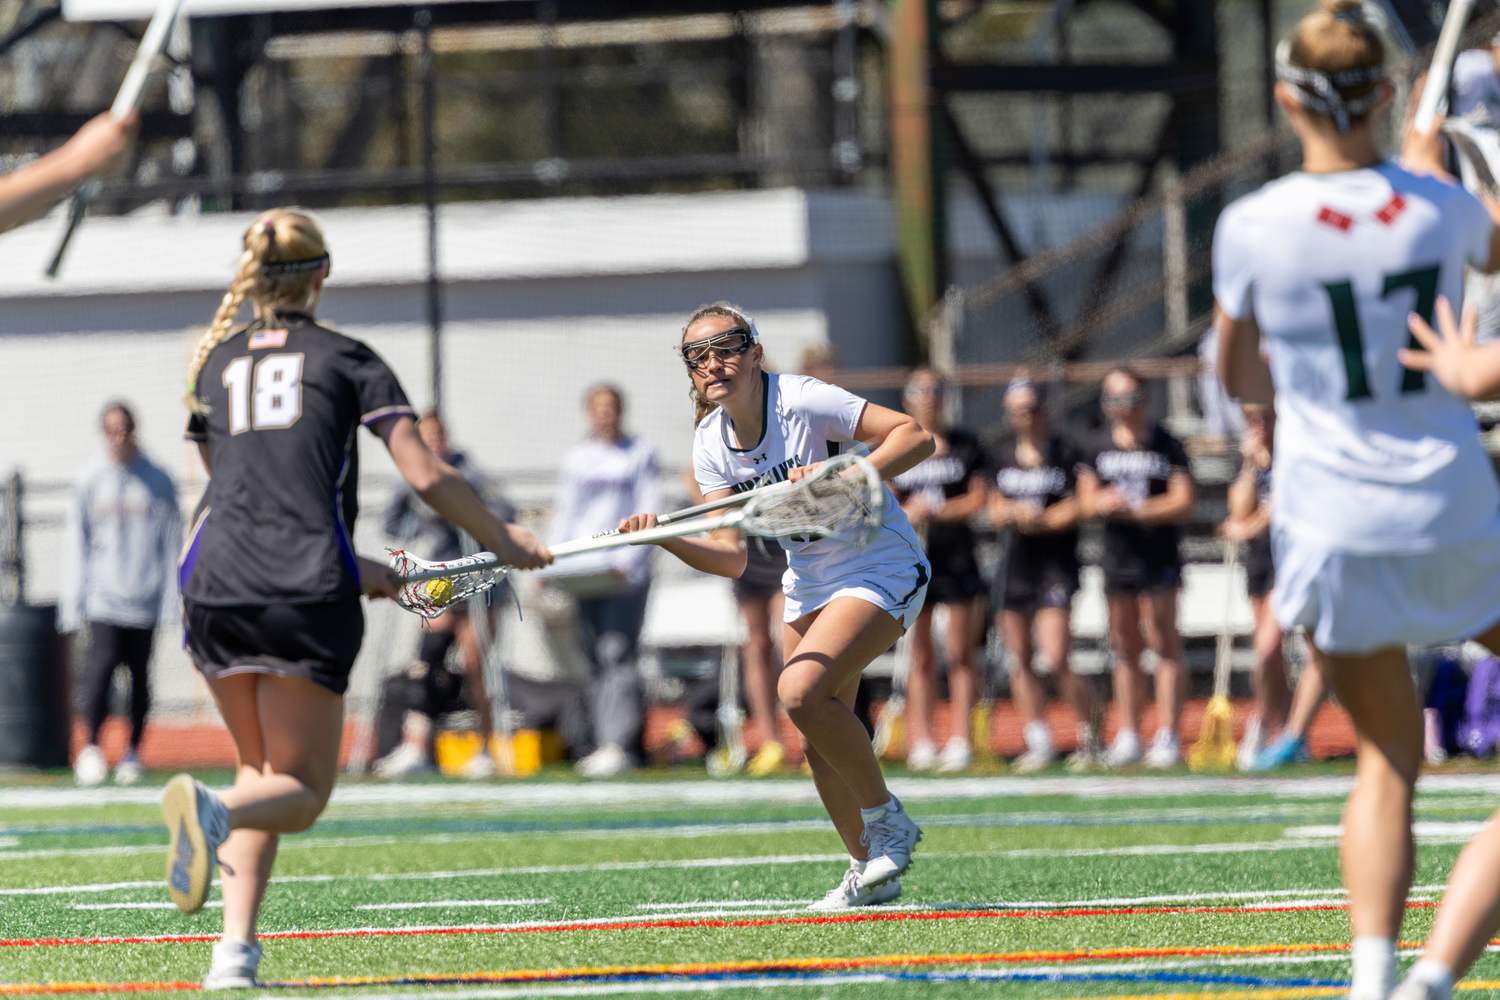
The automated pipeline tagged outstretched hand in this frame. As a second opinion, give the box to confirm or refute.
[1400,296,1484,399]
[494,524,552,570]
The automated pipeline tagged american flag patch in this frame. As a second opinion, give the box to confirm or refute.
[1317,206,1354,232]
[248,329,288,349]
[1375,193,1407,225]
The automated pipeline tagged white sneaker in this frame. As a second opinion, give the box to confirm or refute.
[936,737,971,773]
[373,742,434,779]
[459,750,496,779]
[1013,721,1055,773]
[1065,724,1102,772]
[161,774,229,914]
[1235,716,1265,772]
[203,938,262,989]
[74,744,108,787]
[906,740,939,772]
[1143,729,1181,769]
[807,864,903,910]
[858,798,922,888]
[1389,979,1446,1000]
[114,751,144,787]
[1103,729,1142,767]
[576,743,632,779]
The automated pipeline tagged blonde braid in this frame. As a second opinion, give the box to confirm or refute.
[185,209,328,414]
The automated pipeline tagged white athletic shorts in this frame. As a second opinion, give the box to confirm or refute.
[1272,523,1500,655]
[782,559,930,631]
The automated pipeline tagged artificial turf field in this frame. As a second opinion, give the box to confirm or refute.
[8,767,1500,998]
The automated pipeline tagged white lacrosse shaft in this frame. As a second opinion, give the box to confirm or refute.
[113,0,186,118]
[1414,0,1476,133]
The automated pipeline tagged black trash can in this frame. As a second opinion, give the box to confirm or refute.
[0,605,68,768]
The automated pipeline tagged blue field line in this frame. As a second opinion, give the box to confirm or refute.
[264,968,1353,991]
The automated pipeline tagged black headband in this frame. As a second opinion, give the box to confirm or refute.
[1275,39,1386,133]
[263,253,330,275]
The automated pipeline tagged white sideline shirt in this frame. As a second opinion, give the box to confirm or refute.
[1213,162,1499,553]
[693,373,927,587]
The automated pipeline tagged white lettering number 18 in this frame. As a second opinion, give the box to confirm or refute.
[222,353,304,434]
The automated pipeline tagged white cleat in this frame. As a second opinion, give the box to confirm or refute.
[1389,980,1445,1000]
[113,750,144,787]
[936,737,972,774]
[1235,716,1265,773]
[808,866,902,910]
[905,740,939,772]
[203,938,262,989]
[74,744,108,787]
[459,750,496,780]
[576,743,632,779]
[161,774,229,915]
[858,798,922,888]
[1143,729,1181,769]
[373,742,434,779]
[1103,729,1142,768]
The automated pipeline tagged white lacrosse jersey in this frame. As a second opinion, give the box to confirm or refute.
[1214,162,1499,553]
[693,373,929,593]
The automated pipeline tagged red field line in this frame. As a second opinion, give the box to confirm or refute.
[0,900,1439,950]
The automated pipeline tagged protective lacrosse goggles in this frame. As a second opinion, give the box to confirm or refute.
[680,327,755,370]
[1101,387,1145,410]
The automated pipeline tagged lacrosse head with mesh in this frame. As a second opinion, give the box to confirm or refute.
[738,453,885,547]
[390,549,507,619]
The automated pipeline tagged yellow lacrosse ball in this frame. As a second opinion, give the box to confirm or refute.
[424,577,455,603]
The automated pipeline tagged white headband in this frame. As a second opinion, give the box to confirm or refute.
[1275,38,1386,133]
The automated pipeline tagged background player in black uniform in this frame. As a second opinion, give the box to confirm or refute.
[1077,369,1196,769]
[891,368,988,773]
[160,209,550,988]
[989,379,1097,772]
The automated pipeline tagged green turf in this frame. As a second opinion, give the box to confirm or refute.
[3,770,1500,997]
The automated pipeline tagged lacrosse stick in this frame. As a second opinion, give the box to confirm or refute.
[1412,0,1476,134]
[46,0,186,278]
[706,644,748,778]
[1189,542,1240,772]
[1443,114,1500,200]
[390,454,886,619]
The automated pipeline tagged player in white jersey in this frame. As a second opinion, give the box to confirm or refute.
[1214,3,1500,997]
[616,302,934,910]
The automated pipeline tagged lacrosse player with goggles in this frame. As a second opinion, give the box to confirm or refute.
[615,302,933,910]
[161,209,550,987]
[1216,1,1500,994]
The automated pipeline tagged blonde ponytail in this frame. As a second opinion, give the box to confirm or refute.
[185,208,329,414]
[681,301,760,427]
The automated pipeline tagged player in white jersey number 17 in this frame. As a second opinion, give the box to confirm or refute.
[1215,2,1500,998]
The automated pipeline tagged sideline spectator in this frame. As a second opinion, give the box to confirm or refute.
[0,112,137,235]
[990,378,1097,771]
[549,385,661,778]
[374,411,514,779]
[890,369,988,772]
[61,402,180,787]
[1077,369,1196,769]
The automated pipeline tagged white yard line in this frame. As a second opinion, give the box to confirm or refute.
[635,901,805,910]
[73,901,222,910]
[356,899,551,911]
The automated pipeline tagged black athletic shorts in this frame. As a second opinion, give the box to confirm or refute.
[1244,532,1275,598]
[1101,526,1182,595]
[925,524,986,605]
[734,538,787,600]
[185,595,365,696]
[1002,533,1080,614]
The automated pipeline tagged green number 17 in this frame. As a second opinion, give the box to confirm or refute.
[1322,264,1439,401]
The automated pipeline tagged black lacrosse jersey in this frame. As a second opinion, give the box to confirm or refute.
[181,312,415,606]
[1077,423,1192,565]
[889,428,987,562]
[991,434,1081,553]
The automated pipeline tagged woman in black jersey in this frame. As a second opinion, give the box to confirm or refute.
[160,210,550,988]
[989,379,1096,771]
[890,369,989,772]
[1076,369,1196,769]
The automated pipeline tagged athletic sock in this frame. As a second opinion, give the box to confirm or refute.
[1023,721,1052,754]
[1407,958,1456,1000]
[860,797,898,824]
[1350,935,1398,1000]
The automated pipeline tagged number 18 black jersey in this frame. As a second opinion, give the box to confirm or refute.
[1214,162,1498,554]
[182,312,415,606]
